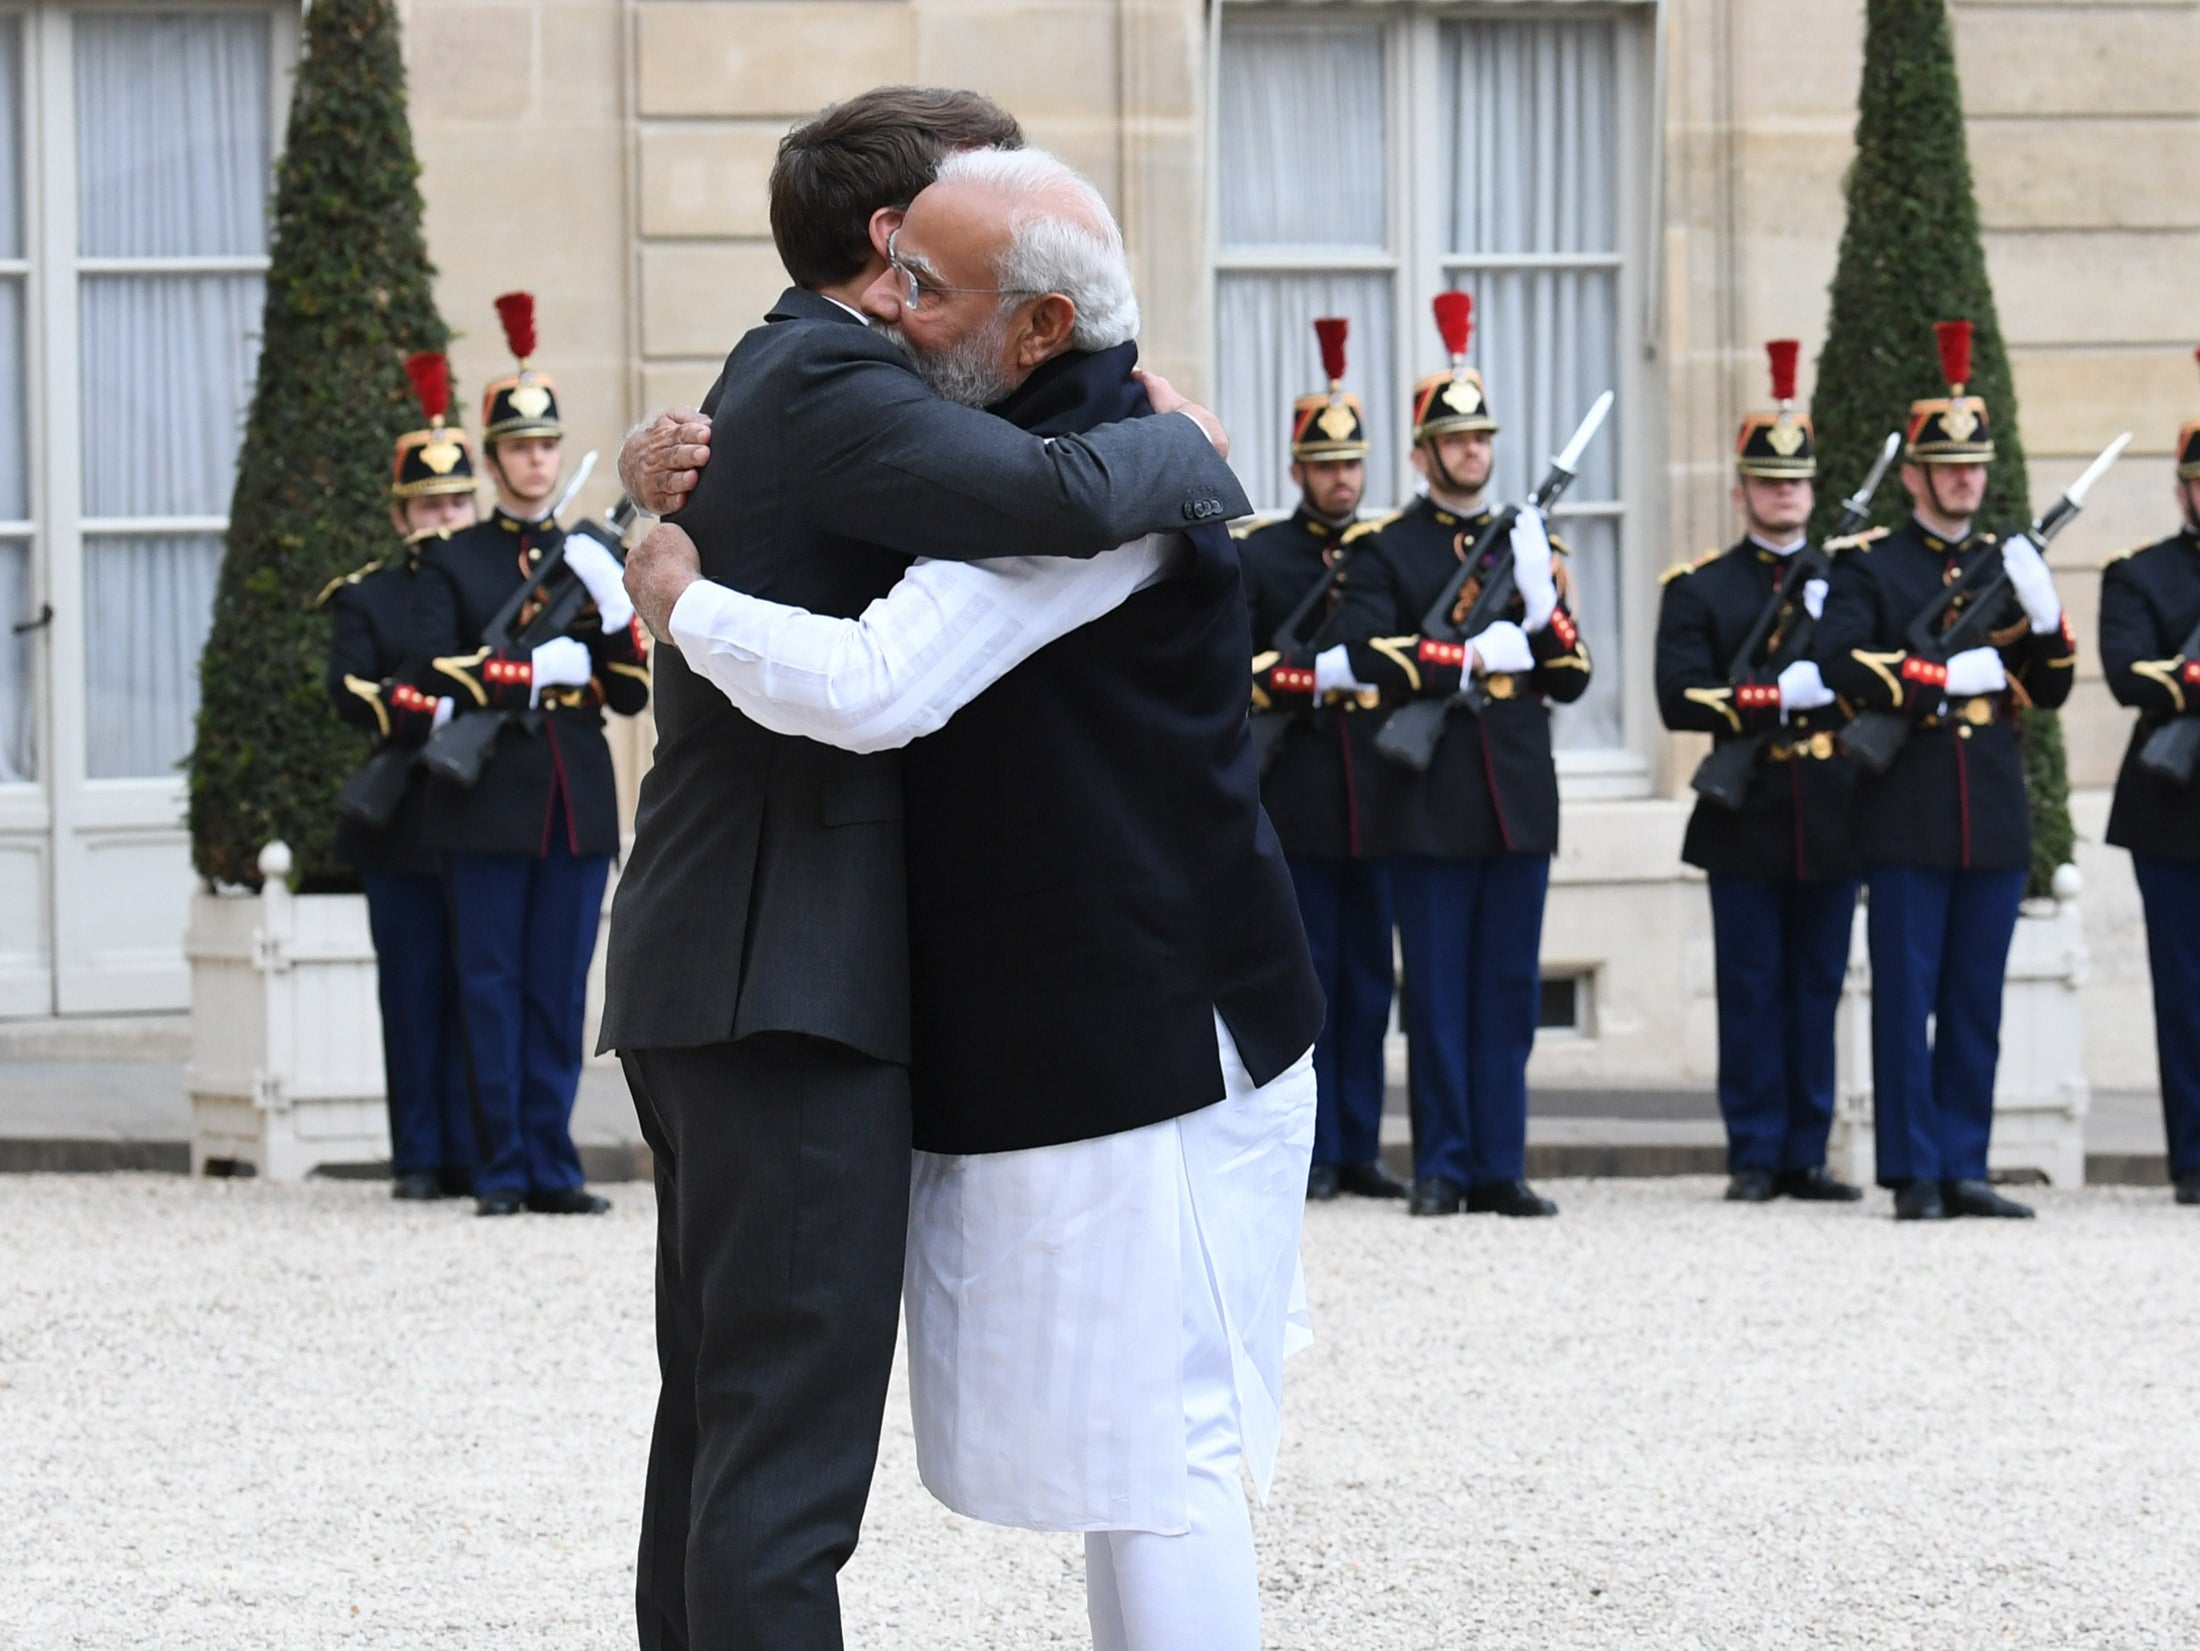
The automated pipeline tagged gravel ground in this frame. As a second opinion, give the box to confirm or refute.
[4,1174,2196,1649]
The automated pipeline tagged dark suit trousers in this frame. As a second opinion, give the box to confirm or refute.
[622,1036,912,1651]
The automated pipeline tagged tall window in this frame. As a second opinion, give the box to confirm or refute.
[75,13,267,779]
[0,17,29,783]
[1215,6,1645,760]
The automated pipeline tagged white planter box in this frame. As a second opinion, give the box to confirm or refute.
[1831,869,2092,1187]
[185,842,390,1180]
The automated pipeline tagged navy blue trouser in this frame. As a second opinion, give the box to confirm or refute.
[2133,854,2200,1179]
[446,827,611,1198]
[361,869,474,1180]
[1392,852,1549,1187]
[1287,857,1396,1169]
[1707,874,1858,1174]
[1865,863,2024,1186]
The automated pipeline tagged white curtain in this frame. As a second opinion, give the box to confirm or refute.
[1215,25,1398,512]
[1441,19,1624,750]
[74,15,268,780]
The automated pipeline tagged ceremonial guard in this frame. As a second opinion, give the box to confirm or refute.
[1654,342,1863,1204]
[1814,321,2077,1221]
[1314,294,1593,1218]
[2097,350,2200,1205]
[321,351,478,1200]
[417,295,649,1217]
[1242,319,1406,1203]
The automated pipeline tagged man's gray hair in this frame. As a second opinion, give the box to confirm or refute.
[932,146,1140,350]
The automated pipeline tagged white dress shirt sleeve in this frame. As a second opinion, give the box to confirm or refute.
[667,534,1180,753]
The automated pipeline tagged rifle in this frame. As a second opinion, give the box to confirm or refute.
[1374,390,1614,773]
[1841,431,2131,775]
[2136,606,2200,786]
[1689,432,1900,812]
[1247,521,1368,776]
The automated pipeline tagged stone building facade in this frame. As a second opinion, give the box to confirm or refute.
[2,0,2191,1092]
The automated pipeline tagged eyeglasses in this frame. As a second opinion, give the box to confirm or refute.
[885,228,1043,312]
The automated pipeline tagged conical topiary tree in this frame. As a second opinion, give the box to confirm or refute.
[187,0,448,890]
[1808,0,2073,896]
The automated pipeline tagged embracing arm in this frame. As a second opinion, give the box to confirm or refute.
[666,530,1177,753]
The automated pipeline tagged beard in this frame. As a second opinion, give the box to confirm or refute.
[872,311,1020,409]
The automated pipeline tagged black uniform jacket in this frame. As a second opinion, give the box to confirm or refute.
[415,507,651,859]
[1814,515,2076,872]
[599,286,1251,1060]
[1655,537,1859,883]
[2101,527,2200,861]
[1239,507,1386,861]
[1328,496,1592,860]
[323,538,450,878]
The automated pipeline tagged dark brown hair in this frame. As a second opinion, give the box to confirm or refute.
[769,86,1024,289]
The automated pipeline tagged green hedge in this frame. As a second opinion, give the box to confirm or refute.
[1808,0,2073,898]
[187,0,447,890]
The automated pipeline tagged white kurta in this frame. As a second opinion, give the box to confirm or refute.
[663,526,1318,1533]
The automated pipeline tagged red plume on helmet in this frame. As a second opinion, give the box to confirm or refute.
[494,292,538,366]
[1432,291,1473,365]
[1765,339,1800,406]
[1313,317,1349,393]
[1935,319,1974,395]
[403,351,450,427]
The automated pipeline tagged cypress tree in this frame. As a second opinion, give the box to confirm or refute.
[1808,0,2073,895]
[186,0,447,889]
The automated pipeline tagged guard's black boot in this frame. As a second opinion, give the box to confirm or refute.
[1336,1160,1410,1200]
[1725,1168,1779,1204]
[1466,1179,1558,1218]
[527,1187,612,1215]
[1306,1164,1342,1201]
[390,1172,444,1202]
[1409,1175,1465,1217]
[476,1191,525,1217]
[2176,1174,2200,1207]
[1893,1181,1947,1221]
[1776,1165,1864,1203]
[1943,1179,2034,1220]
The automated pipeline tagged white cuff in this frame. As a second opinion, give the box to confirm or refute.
[667,579,746,658]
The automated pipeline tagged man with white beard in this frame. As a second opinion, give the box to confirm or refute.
[625,147,1325,1651]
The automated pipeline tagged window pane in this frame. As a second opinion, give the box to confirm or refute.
[0,276,22,520]
[80,274,264,518]
[1218,26,1386,250]
[83,534,219,779]
[1443,269,1619,508]
[75,13,270,258]
[1442,19,1618,257]
[0,16,22,259]
[1217,273,1397,514]
[0,538,32,782]
[1546,515,1622,751]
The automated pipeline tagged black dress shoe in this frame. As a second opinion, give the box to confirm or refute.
[1892,1181,1947,1221]
[391,1172,445,1202]
[1409,1175,1465,1217]
[527,1187,612,1216]
[1466,1179,1558,1218]
[437,1167,476,1198]
[1776,1165,1864,1203]
[1336,1160,1410,1200]
[1724,1168,1779,1203]
[1943,1179,2034,1219]
[2175,1174,2200,1207]
[476,1191,525,1217]
[1306,1164,1342,1201]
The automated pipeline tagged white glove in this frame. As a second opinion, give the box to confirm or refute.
[1312,644,1374,697]
[1803,578,1828,622]
[1776,659,1834,718]
[431,697,455,732]
[530,635,594,705]
[2000,533,2061,634]
[1944,645,2008,698]
[1466,620,1534,676]
[562,530,636,630]
[1509,506,1558,632]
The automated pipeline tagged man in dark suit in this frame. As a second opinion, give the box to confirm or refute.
[599,91,1249,1651]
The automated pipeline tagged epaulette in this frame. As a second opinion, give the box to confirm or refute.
[311,558,384,610]
[1822,525,1890,555]
[1341,510,1400,545]
[2102,543,2145,567]
[1658,547,1722,586]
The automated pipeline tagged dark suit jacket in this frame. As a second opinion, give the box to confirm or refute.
[599,288,1250,1059]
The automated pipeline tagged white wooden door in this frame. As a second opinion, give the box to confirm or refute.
[0,3,290,1018]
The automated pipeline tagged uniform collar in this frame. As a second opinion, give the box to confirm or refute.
[1290,503,1352,540]
[1745,532,1806,563]
[1419,494,1490,531]
[1912,512,1975,554]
